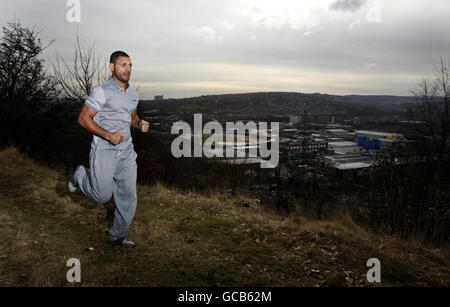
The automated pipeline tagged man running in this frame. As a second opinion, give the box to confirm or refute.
[68,51,149,248]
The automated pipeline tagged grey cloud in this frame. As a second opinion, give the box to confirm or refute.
[330,0,367,12]
[1,0,449,98]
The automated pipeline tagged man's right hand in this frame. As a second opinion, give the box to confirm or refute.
[106,131,126,145]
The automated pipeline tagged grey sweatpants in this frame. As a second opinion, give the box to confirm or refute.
[73,143,138,239]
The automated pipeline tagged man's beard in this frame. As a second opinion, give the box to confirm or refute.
[113,70,130,83]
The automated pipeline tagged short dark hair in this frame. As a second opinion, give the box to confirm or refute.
[110,51,129,64]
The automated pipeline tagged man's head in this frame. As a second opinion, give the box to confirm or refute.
[109,51,132,83]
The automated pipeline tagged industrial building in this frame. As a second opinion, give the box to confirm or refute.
[323,129,355,140]
[327,141,365,155]
[355,130,404,139]
[288,140,328,157]
[355,130,404,150]
[322,154,373,170]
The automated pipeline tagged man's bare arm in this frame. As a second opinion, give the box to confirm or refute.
[131,109,149,132]
[130,109,140,130]
[78,105,125,145]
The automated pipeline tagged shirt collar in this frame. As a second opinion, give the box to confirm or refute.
[108,76,129,91]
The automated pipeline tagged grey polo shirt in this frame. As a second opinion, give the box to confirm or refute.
[85,76,139,149]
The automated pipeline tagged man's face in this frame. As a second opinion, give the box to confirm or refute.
[110,56,132,83]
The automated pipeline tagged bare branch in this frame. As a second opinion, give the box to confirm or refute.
[51,29,108,102]
[409,57,450,160]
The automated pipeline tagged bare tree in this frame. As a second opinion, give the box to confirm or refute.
[52,30,108,102]
[0,19,60,146]
[409,56,450,160]
[0,19,57,105]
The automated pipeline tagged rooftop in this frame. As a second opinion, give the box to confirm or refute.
[328,141,359,147]
[355,130,403,137]
[327,129,349,133]
[334,162,372,170]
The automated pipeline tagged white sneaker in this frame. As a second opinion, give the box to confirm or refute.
[68,177,77,193]
[68,165,83,193]
[108,236,137,248]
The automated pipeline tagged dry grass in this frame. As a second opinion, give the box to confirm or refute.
[0,147,448,287]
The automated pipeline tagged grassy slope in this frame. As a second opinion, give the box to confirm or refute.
[0,147,448,287]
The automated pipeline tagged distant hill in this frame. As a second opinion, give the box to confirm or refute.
[138,92,415,120]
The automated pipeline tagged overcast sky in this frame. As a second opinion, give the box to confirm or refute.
[2,0,450,99]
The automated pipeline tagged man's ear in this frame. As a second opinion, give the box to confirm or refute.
[109,62,115,73]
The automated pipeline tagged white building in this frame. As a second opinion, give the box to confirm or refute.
[322,154,373,170]
[328,141,365,155]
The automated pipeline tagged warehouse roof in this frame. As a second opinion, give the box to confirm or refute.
[328,141,359,147]
[334,162,372,170]
[355,130,403,138]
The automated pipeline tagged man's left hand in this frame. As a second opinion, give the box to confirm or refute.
[138,119,150,133]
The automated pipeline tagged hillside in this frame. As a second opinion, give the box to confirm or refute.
[139,92,413,119]
[0,147,448,287]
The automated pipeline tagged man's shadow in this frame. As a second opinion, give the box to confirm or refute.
[55,172,115,226]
